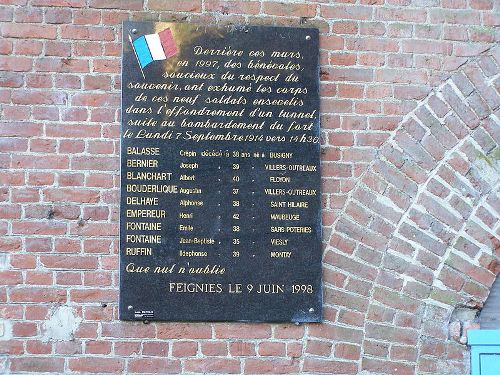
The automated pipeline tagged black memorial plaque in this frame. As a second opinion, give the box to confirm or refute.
[120,21,322,322]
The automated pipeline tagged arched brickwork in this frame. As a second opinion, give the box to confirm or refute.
[323,48,500,374]
[1,1,499,374]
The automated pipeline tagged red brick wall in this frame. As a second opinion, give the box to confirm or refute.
[1,1,499,374]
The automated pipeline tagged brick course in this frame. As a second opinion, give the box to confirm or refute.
[1,1,499,374]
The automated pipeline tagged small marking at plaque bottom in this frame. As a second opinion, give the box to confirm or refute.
[134,310,154,319]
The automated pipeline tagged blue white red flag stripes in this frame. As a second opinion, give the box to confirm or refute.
[131,28,177,69]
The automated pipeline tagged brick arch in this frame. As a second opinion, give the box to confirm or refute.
[321,48,499,374]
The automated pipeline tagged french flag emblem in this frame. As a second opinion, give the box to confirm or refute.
[129,28,177,75]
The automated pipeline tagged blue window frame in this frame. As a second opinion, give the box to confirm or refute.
[469,330,500,375]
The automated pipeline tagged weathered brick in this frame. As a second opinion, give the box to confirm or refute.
[362,357,415,375]
[332,21,358,35]
[26,340,52,354]
[60,25,114,41]
[403,40,452,55]
[0,270,23,285]
[441,84,479,128]
[1,23,56,39]
[90,0,142,10]
[325,287,369,313]
[364,339,389,358]
[10,287,66,303]
[148,0,201,11]
[69,358,124,373]
[264,2,316,17]
[72,156,119,171]
[71,92,119,106]
[375,68,428,84]
[69,10,100,26]
[229,341,256,357]
[185,358,240,373]
[35,57,89,73]
[309,323,363,343]
[322,5,372,20]
[11,358,65,373]
[324,67,373,82]
[200,341,227,356]
[395,131,436,170]
[0,122,42,137]
[128,358,181,373]
[0,56,32,71]
[214,323,271,339]
[303,358,358,374]
[44,7,71,23]
[376,7,427,22]
[12,221,67,235]
[418,194,462,231]
[4,95,30,112]
[41,255,98,270]
[356,132,388,146]
[305,340,332,357]
[335,343,361,360]
[85,340,111,355]
[394,85,430,100]
[466,220,498,252]
[71,289,118,303]
[12,155,69,169]
[12,90,66,105]
[205,0,260,14]
[31,0,84,5]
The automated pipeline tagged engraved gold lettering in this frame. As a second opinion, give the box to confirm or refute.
[179,200,204,207]
[288,164,316,172]
[179,250,207,257]
[125,263,149,273]
[126,222,162,231]
[179,187,202,194]
[169,282,224,293]
[179,237,214,245]
[286,226,312,233]
[270,213,300,220]
[180,162,198,169]
[288,201,308,208]
[126,234,162,243]
[127,159,158,168]
[256,284,285,293]
[188,264,225,274]
[193,45,244,57]
[126,172,171,180]
[270,251,292,258]
[269,152,293,159]
[265,188,285,195]
[125,209,166,218]
[286,189,316,196]
[179,150,197,157]
[126,196,159,205]
[126,184,178,193]
[271,238,288,245]
[270,176,291,183]
[126,247,152,256]
[126,147,160,156]
[265,164,286,170]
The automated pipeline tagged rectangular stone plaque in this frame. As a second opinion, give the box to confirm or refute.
[120,21,322,322]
